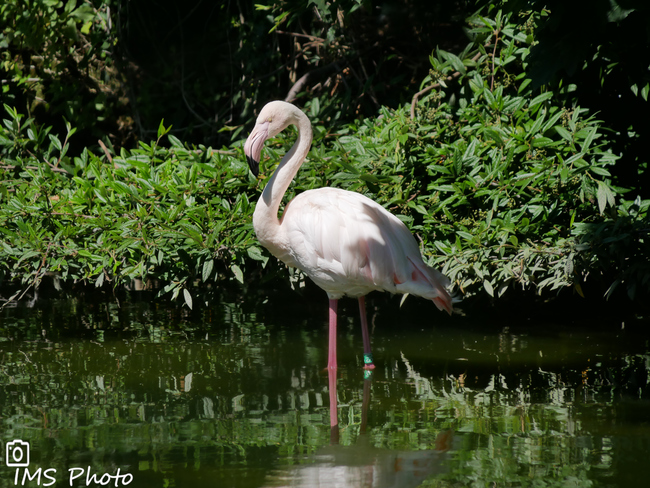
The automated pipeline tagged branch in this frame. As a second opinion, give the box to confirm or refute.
[98,139,115,168]
[0,164,70,174]
[275,30,325,43]
[284,62,343,102]
[490,29,501,91]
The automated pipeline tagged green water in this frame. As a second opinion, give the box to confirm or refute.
[1,287,649,487]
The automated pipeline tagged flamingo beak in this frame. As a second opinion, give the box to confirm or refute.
[244,121,270,177]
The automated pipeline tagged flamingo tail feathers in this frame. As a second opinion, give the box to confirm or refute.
[406,257,453,314]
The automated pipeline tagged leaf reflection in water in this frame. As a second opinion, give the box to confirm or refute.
[2,292,650,487]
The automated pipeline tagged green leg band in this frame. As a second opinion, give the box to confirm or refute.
[364,353,374,365]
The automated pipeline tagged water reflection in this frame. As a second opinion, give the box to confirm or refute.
[265,373,453,488]
[0,289,649,487]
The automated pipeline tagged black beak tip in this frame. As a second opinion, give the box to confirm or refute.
[246,155,259,178]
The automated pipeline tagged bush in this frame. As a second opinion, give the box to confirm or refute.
[0,0,131,149]
[0,111,263,309]
[284,8,649,301]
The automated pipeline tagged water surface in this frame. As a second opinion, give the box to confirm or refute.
[1,286,649,487]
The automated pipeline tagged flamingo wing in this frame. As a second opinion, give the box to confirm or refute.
[279,187,452,313]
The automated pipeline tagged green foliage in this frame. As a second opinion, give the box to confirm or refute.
[573,196,650,301]
[0,109,264,309]
[278,8,649,301]
[1,6,648,306]
[493,0,650,98]
[0,0,130,147]
[487,0,650,200]
[0,0,472,149]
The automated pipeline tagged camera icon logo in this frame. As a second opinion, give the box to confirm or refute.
[5,440,30,467]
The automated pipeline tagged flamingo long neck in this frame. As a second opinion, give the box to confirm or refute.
[253,112,312,245]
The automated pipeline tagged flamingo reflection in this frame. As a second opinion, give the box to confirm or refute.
[264,368,453,488]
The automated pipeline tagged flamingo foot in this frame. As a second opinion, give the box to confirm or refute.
[358,297,376,371]
[363,352,375,370]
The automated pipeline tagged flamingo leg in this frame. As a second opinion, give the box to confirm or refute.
[328,357,339,432]
[327,298,339,430]
[358,296,375,370]
[328,298,338,371]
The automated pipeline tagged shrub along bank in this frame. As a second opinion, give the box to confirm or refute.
[0,9,648,309]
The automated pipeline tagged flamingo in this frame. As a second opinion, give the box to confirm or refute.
[244,100,452,373]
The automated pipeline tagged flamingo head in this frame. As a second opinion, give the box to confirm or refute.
[244,100,301,177]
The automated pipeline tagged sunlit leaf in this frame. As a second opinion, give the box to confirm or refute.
[484,280,494,297]
[596,180,616,214]
[183,288,193,309]
[232,264,244,284]
[202,259,214,282]
[529,91,553,108]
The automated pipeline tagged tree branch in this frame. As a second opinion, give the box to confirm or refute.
[284,62,343,102]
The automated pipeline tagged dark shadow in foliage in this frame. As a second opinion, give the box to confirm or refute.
[111,0,475,147]
[485,0,650,196]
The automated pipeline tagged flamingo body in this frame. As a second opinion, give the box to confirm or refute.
[270,187,451,308]
[244,100,452,373]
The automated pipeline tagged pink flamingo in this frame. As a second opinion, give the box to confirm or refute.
[244,101,452,374]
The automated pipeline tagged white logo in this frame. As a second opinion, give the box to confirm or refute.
[5,440,30,468]
[5,439,133,486]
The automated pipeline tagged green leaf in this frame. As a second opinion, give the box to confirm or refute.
[359,173,380,184]
[232,264,244,284]
[71,4,94,22]
[157,119,171,139]
[443,50,466,75]
[268,11,289,33]
[580,127,597,152]
[310,98,320,118]
[596,181,615,214]
[531,137,554,147]
[95,271,105,288]
[484,280,494,297]
[590,166,611,177]
[49,134,62,151]
[529,91,553,109]
[183,288,193,309]
[518,78,532,94]
[80,21,92,35]
[554,126,572,142]
[202,259,214,282]
[247,246,267,262]
[168,135,184,148]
